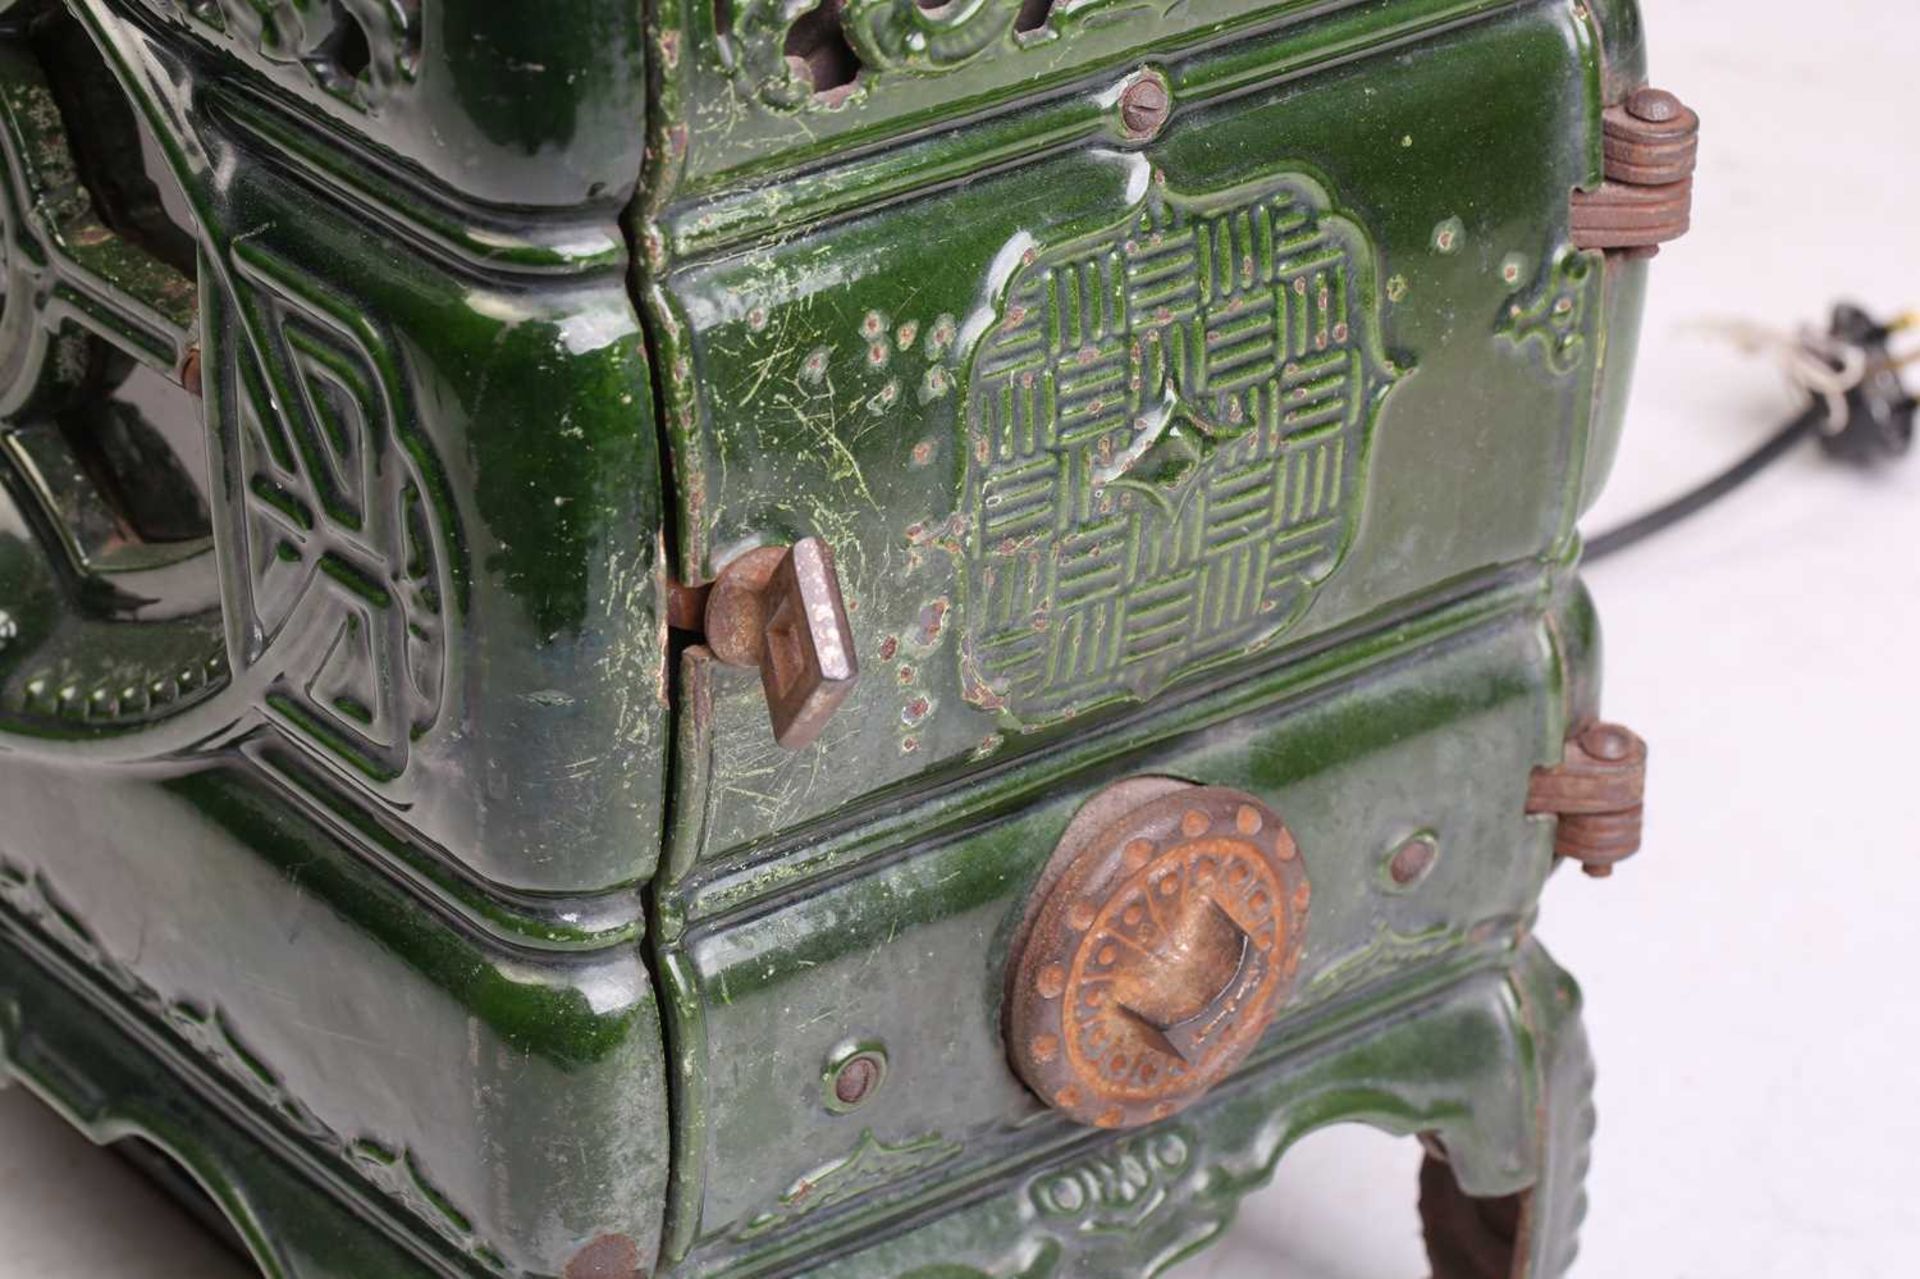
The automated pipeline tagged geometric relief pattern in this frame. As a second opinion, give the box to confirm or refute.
[1497,249,1593,376]
[162,0,424,111]
[731,0,1164,110]
[217,248,449,782]
[962,172,1398,720]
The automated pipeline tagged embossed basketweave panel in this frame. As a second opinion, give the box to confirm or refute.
[961,171,1397,720]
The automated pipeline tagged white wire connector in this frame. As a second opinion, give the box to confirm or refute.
[1691,318,1868,432]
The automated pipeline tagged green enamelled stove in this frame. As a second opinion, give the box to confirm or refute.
[0,0,1694,1274]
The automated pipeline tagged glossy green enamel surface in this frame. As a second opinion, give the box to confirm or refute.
[642,0,1642,1269]
[0,0,1656,1274]
[805,936,1594,1279]
[2,0,674,1273]
[666,580,1577,1263]
[0,758,665,1274]
[646,0,1612,864]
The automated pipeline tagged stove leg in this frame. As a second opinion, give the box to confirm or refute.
[1422,946,1596,1279]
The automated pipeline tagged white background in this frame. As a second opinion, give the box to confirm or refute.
[5,1,1919,1275]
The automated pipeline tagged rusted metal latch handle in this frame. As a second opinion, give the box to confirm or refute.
[669,537,859,750]
[1571,87,1699,255]
[1117,911,1268,1066]
[1526,721,1648,877]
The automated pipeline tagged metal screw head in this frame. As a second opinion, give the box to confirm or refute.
[1387,834,1439,887]
[1580,723,1637,763]
[834,1055,880,1106]
[824,1044,888,1113]
[1625,86,1682,123]
[1119,75,1171,139]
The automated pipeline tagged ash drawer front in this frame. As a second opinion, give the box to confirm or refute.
[659,585,1585,1267]
[651,0,1617,864]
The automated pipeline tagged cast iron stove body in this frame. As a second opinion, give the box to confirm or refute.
[0,0,1691,1274]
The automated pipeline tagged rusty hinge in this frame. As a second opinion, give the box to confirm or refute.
[668,537,859,750]
[1571,87,1699,255]
[1526,722,1648,877]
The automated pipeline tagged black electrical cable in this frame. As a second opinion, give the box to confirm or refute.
[1583,405,1820,564]
[1584,303,1915,565]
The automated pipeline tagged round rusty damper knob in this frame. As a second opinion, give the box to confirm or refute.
[1006,779,1310,1129]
